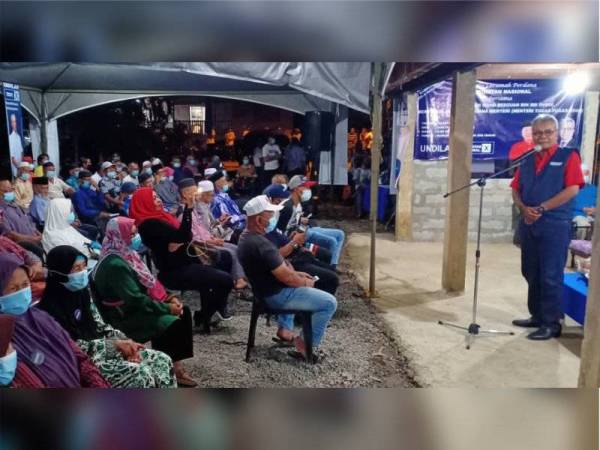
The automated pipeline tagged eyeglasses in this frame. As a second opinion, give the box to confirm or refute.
[532,129,556,137]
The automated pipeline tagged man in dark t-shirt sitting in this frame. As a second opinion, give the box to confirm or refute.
[237,195,337,360]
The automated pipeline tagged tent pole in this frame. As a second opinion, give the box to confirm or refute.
[369,63,384,297]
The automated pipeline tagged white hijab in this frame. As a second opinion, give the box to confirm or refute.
[42,198,91,255]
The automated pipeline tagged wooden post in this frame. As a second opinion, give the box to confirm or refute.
[578,183,600,387]
[368,63,384,297]
[441,70,476,293]
[395,92,417,241]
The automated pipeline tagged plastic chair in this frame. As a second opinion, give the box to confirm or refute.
[245,292,315,364]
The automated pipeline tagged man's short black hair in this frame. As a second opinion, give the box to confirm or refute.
[43,162,55,169]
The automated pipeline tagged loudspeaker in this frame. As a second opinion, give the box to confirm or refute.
[304,111,334,160]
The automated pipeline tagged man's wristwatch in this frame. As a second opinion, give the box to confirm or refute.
[291,242,300,250]
[536,205,546,214]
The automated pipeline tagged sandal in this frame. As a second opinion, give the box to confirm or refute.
[287,349,320,364]
[176,373,198,388]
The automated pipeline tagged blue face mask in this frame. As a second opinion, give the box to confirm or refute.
[145,168,153,175]
[107,171,117,179]
[131,170,139,177]
[46,170,56,178]
[0,287,32,316]
[67,212,76,224]
[222,184,229,193]
[172,162,181,168]
[243,158,249,165]
[130,233,143,251]
[61,270,89,292]
[0,350,17,386]
[3,192,16,203]
[81,181,91,189]
[301,189,312,202]
[266,215,278,233]
[187,159,196,166]
[20,173,30,181]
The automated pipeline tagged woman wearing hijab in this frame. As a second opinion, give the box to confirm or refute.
[41,198,92,257]
[39,246,176,388]
[93,217,196,387]
[0,253,109,388]
[0,234,46,302]
[129,187,233,333]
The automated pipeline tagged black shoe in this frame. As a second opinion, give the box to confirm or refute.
[215,308,233,321]
[194,310,211,333]
[512,318,541,328]
[527,326,561,340]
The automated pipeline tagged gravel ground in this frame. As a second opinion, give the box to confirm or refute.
[180,202,418,388]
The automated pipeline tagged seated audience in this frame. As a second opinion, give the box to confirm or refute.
[142,160,153,175]
[119,182,137,215]
[187,179,247,289]
[29,176,50,230]
[129,187,233,332]
[184,155,199,177]
[210,171,246,242]
[153,163,181,215]
[65,164,80,191]
[73,171,112,231]
[123,162,140,186]
[286,175,345,267]
[237,195,337,360]
[573,164,597,239]
[39,246,176,388]
[14,162,33,209]
[0,234,46,302]
[44,162,74,199]
[0,178,44,258]
[99,161,124,213]
[171,156,191,184]
[42,198,94,258]
[93,217,196,386]
[138,171,154,188]
[0,253,110,387]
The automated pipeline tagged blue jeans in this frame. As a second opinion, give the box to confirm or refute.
[305,227,345,266]
[264,287,337,347]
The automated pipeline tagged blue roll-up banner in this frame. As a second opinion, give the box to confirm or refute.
[415,79,585,160]
[3,82,25,176]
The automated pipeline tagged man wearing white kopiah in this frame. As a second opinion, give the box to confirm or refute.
[8,114,24,176]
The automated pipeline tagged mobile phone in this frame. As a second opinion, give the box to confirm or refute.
[313,276,319,282]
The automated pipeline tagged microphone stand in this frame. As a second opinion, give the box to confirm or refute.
[438,148,540,349]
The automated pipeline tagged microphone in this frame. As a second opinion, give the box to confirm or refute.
[513,145,542,165]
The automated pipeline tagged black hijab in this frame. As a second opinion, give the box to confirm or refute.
[39,245,100,341]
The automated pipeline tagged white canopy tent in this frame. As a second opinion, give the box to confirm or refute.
[0,62,373,183]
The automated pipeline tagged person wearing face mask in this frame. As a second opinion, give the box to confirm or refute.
[571,163,597,239]
[93,218,197,386]
[286,175,346,268]
[0,314,45,387]
[129,187,234,333]
[184,154,199,177]
[236,155,257,195]
[0,177,44,258]
[98,161,124,214]
[237,195,337,361]
[29,176,50,230]
[209,171,246,243]
[13,162,33,209]
[42,198,95,258]
[39,246,176,388]
[43,162,74,199]
[33,153,49,177]
[122,162,140,187]
[65,164,81,191]
[152,163,181,216]
[171,156,191,185]
[73,171,112,234]
[0,253,110,388]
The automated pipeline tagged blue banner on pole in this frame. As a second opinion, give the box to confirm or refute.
[415,79,585,161]
[3,82,25,177]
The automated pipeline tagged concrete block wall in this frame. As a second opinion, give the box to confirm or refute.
[411,160,514,243]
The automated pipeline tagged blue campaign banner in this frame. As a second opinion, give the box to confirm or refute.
[3,82,25,176]
[415,79,585,160]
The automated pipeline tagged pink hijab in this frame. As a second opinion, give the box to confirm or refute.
[100,216,167,302]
